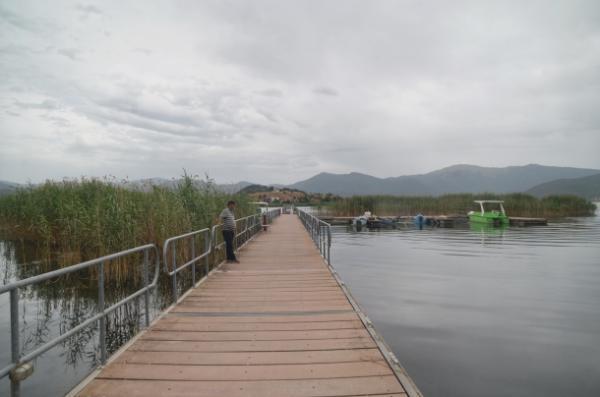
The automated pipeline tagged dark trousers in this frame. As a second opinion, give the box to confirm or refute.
[222,230,237,261]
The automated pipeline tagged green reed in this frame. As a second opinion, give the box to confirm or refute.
[326,193,597,218]
[0,174,252,280]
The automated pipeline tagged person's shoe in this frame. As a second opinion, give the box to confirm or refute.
[233,259,241,264]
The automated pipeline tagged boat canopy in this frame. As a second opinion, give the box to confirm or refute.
[474,200,506,215]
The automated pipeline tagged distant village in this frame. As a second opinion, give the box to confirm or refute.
[240,184,339,205]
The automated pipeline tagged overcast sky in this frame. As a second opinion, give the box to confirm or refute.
[1,1,599,184]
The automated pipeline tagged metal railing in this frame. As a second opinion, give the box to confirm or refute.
[165,214,267,304]
[211,214,262,255]
[297,208,332,265]
[0,244,159,397]
[163,228,212,304]
[262,208,282,225]
[0,212,279,396]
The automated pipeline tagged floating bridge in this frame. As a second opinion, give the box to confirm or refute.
[2,210,421,397]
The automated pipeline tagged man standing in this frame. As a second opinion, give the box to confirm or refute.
[220,200,240,263]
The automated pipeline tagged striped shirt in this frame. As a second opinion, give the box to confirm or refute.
[219,208,236,231]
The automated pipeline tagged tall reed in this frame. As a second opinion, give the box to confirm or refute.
[326,193,596,217]
[0,174,252,280]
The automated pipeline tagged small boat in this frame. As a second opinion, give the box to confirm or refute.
[366,217,396,228]
[352,211,371,227]
[468,200,509,226]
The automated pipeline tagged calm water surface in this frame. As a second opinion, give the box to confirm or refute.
[0,242,178,396]
[331,209,600,397]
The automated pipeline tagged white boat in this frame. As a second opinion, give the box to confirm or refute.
[352,211,371,226]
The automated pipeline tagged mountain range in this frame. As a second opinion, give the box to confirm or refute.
[288,164,600,197]
[526,173,600,200]
[0,180,19,196]
[2,164,599,199]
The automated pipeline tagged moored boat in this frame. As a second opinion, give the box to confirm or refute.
[352,211,371,227]
[468,200,509,225]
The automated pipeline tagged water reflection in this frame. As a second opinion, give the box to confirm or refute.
[331,212,600,397]
[0,238,204,397]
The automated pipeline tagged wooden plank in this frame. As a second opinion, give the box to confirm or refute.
[115,348,384,366]
[129,338,377,352]
[197,286,341,291]
[184,296,347,303]
[78,376,405,397]
[152,320,363,332]
[205,278,336,284]
[97,361,392,381]
[181,297,349,304]
[175,301,352,309]
[163,312,360,323]
[171,306,352,313]
[140,328,370,341]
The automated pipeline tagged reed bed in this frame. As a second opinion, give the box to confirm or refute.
[0,175,252,281]
[326,193,597,218]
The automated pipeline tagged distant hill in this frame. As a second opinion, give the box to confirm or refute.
[217,181,254,194]
[526,173,600,200]
[0,180,19,196]
[288,164,600,196]
[240,184,275,194]
[290,172,429,196]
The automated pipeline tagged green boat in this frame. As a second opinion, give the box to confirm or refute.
[468,200,509,225]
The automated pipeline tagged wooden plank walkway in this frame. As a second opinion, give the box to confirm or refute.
[75,214,409,397]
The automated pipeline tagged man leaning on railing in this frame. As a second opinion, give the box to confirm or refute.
[219,200,240,263]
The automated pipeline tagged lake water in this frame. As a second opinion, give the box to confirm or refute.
[330,208,600,397]
[0,242,185,397]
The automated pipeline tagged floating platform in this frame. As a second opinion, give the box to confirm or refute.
[71,215,420,397]
[318,216,355,225]
[509,217,548,226]
[321,215,547,228]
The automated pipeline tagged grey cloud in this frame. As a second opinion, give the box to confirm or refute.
[57,48,82,61]
[41,114,71,127]
[256,109,278,123]
[14,99,60,110]
[132,48,152,56]
[0,4,38,32]
[313,86,338,96]
[75,4,102,16]
[256,89,284,97]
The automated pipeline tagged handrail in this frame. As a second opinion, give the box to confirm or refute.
[296,208,331,265]
[0,212,278,396]
[163,228,211,303]
[0,244,160,397]
[263,208,282,224]
[163,214,265,304]
[211,214,263,256]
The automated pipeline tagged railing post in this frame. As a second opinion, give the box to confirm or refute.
[142,249,150,327]
[10,289,20,397]
[327,226,332,265]
[98,261,106,365]
[191,238,196,286]
[172,245,178,303]
[204,231,210,276]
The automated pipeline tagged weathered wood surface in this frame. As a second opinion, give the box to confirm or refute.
[75,214,407,397]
